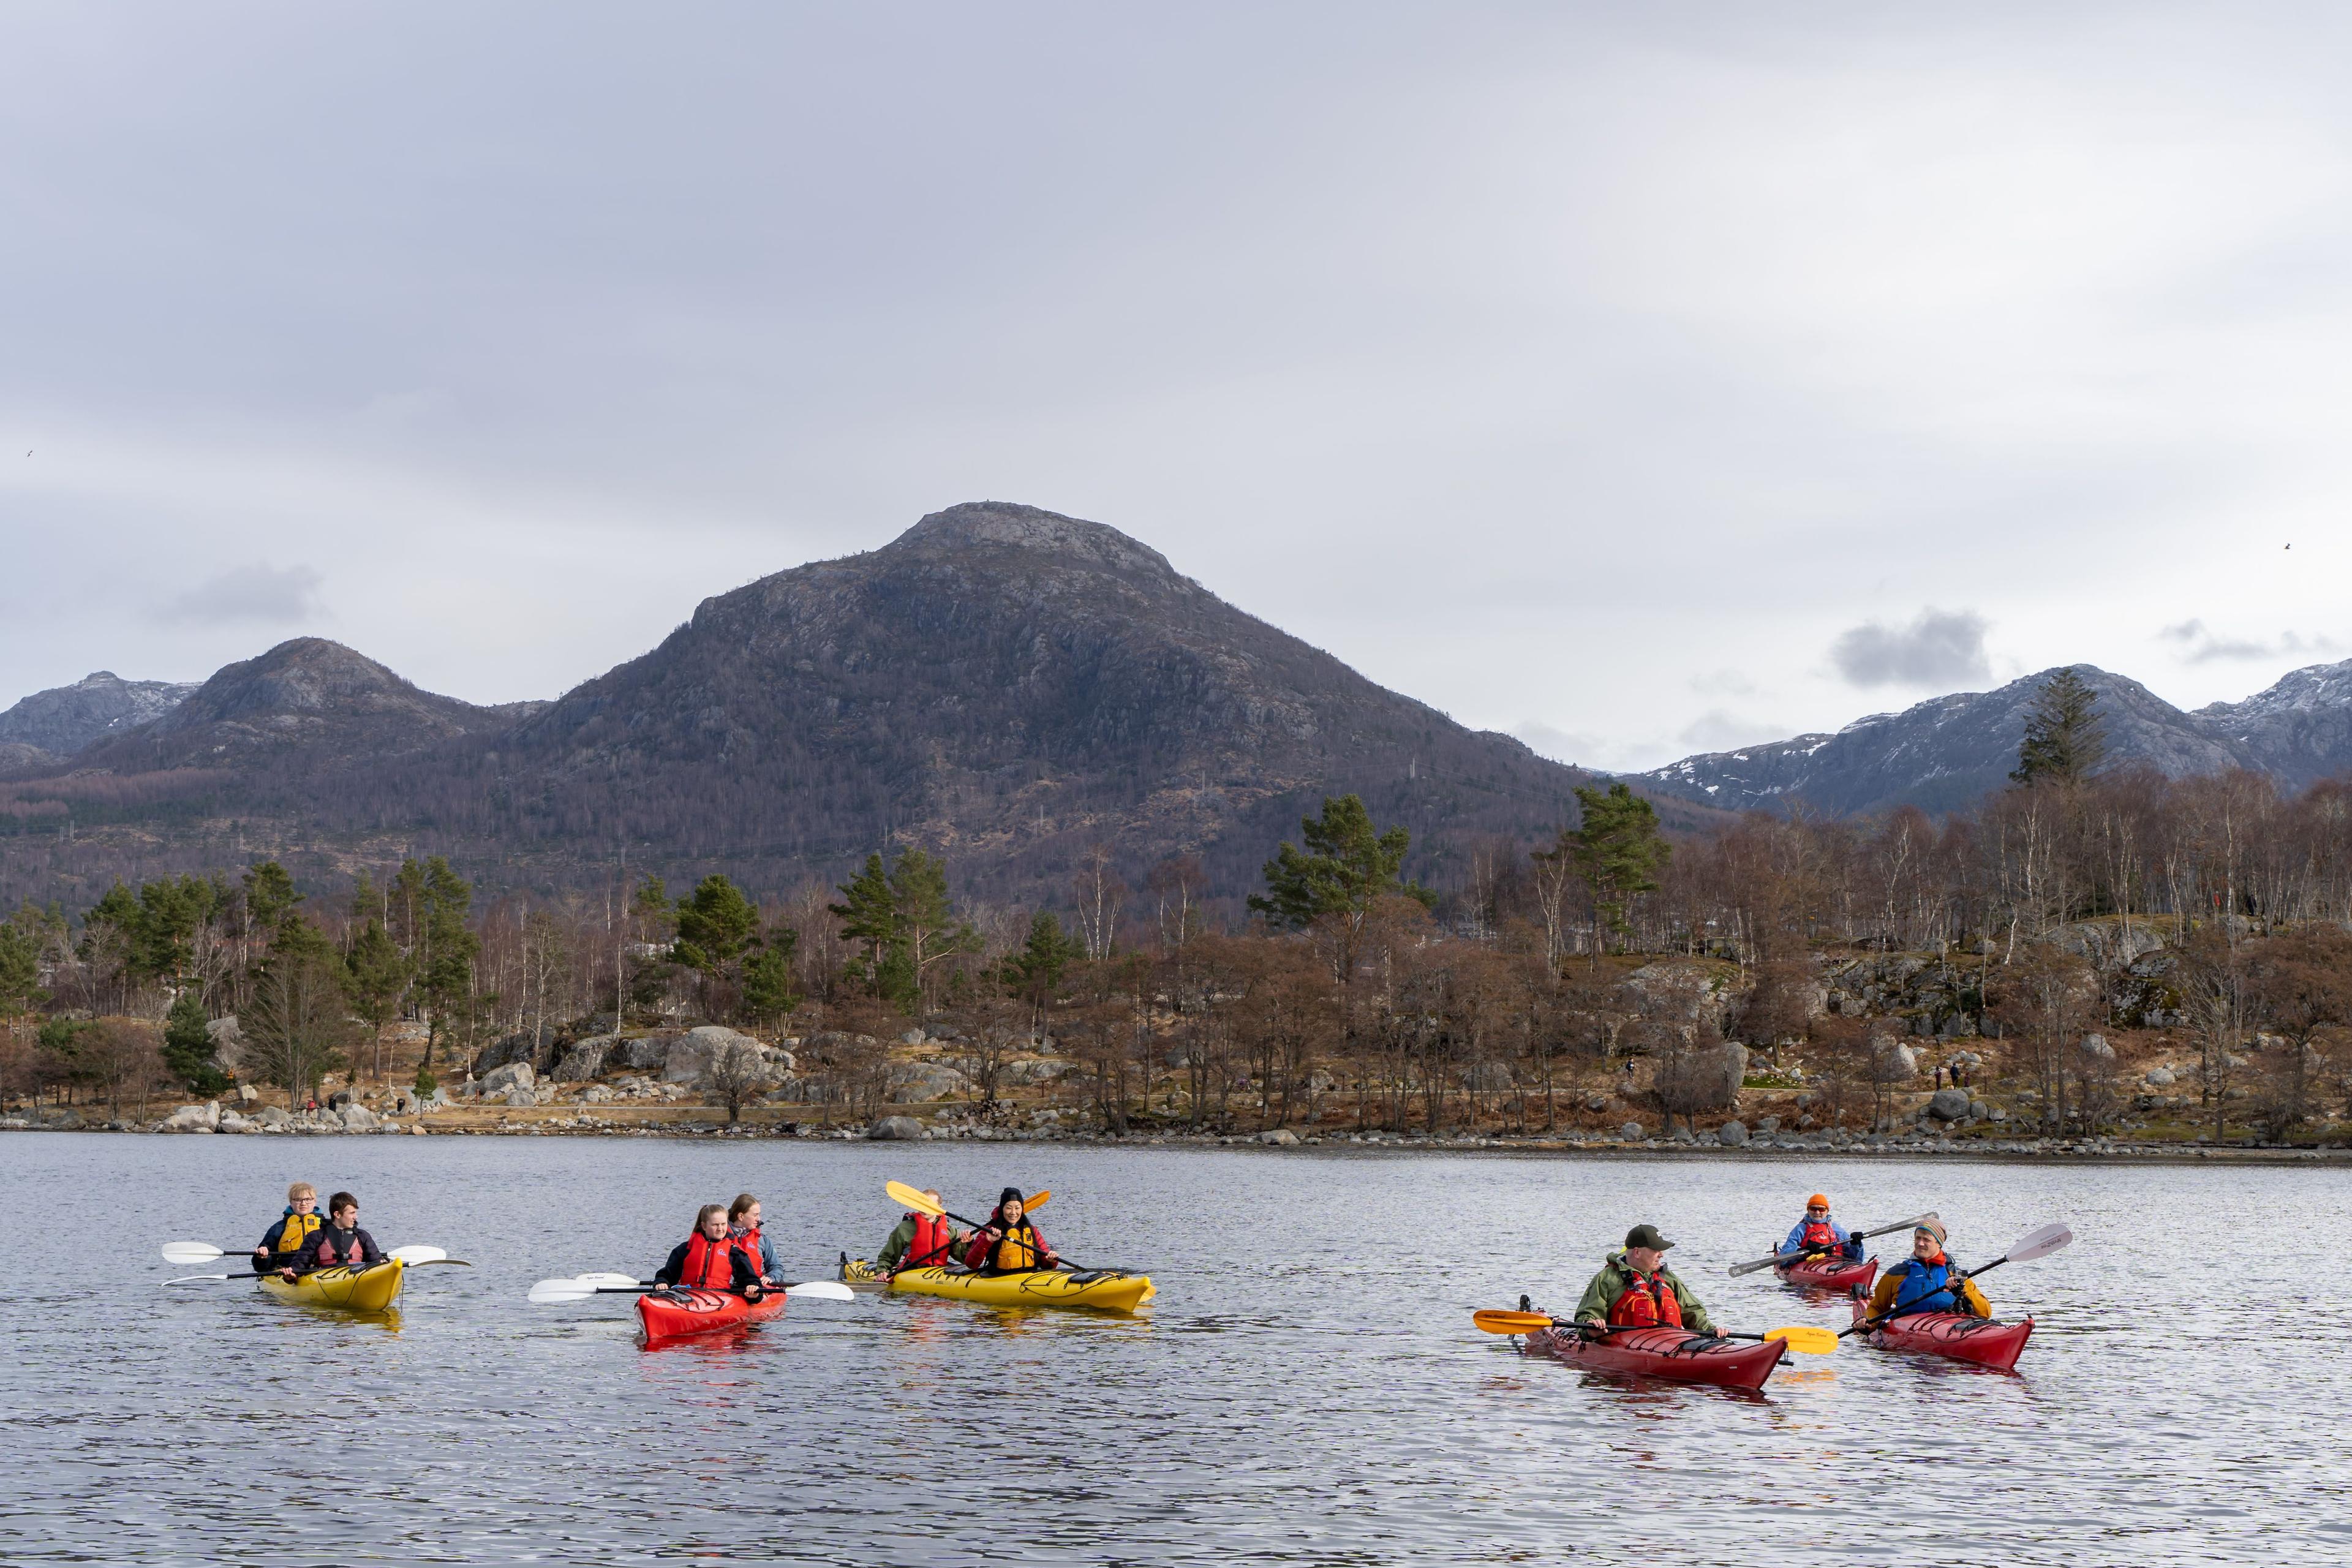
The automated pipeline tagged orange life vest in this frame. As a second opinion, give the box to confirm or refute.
[1608,1267,1686,1329]
[679,1230,743,1292]
[1800,1219,1838,1251]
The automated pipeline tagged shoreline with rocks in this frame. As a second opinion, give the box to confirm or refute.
[4,1101,2343,1164]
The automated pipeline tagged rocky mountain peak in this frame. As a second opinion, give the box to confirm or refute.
[0,668,200,763]
[883,501,1185,583]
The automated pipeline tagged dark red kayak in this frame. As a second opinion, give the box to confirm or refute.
[1850,1298,2033,1371]
[1523,1324,1784,1391]
[1776,1253,1878,1292]
[636,1287,787,1345]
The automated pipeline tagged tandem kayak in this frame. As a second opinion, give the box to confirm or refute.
[257,1259,405,1313]
[1775,1253,1878,1292]
[1522,1324,1784,1391]
[636,1287,787,1344]
[887,1265,1156,1313]
[1850,1299,2034,1371]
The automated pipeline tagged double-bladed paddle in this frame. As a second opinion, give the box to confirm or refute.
[1726,1213,1940,1276]
[1470,1308,1838,1355]
[526,1274,854,1305]
[1839,1221,2073,1338]
[160,1242,469,1283]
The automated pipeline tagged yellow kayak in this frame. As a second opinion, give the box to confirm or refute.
[258,1259,406,1313]
[888,1265,1155,1313]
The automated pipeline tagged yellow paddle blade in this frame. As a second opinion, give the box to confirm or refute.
[1764,1325,1839,1355]
[1025,1190,1049,1210]
[1472,1308,1558,1335]
[885,1180,946,1216]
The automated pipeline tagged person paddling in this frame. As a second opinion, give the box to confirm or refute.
[254,1182,322,1272]
[729,1194,786,1286]
[962,1188,1059,1276]
[879,1189,964,1273]
[286,1191,382,1279]
[1781,1194,1864,1262]
[1570,1224,1716,1335]
[655,1204,766,1298]
[1866,1218,1990,1321]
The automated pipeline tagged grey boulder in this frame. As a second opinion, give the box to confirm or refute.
[866,1115,927,1141]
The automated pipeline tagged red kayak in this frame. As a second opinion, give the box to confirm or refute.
[1850,1299,2032,1372]
[1776,1253,1878,1292]
[1523,1324,1784,1391]
[636,1287,786,1344]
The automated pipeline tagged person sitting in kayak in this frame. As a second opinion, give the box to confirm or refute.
[253,1182,322,1272]
[879,1190,965,1273]
[962,1188,1060,1276]
[1866,1218,1990,1321]
[728,1193,786,1286]
[655,1204,766,1298]
[1781,1194,1864,1262]
[285,1191,383,1279]
[1570,1224,1716,1336]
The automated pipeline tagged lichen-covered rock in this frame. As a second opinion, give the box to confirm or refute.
[1926,1087,1972,1121]
[552,1037,612,1082]
[866,1115,927,1140]
[481,1061,535,1095]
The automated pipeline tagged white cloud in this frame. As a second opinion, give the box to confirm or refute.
[2158,619,2340,663]
[1830,609,1991,688]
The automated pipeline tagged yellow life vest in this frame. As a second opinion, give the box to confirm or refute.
[271,1211,320,1256]
[993,1222,1041,1272]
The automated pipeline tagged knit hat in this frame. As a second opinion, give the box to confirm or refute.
[1915,1216,1947,1245]
[1806,1193,1831,1209]
[1000,1186,1025,1208]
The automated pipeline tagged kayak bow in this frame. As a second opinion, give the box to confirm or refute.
[1775,1253,1879,1292]
[637,1287,788,1344]
[1849,1297,2034,1371]
[1521,1324,1784,1391]
[257,1259,405,1314]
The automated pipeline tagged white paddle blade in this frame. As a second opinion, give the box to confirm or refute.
[2006,1222,2074,1263]
[162,1242,227,1265]
[528,1280,599,1305]
[783,1281,856,1302]
[575,1272,644,1288]
[162,1273,233,1286]
[388,1245,447,1266]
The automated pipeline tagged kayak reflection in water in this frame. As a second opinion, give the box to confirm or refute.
[253,1181,322,1273]
[878,1190,965,1274]
[1869,1218,1990,1321]
[287,1191,382,1280]
[728,1193,787,1286]
[654,1204,766,1299]
[1566,1224,1716,1336]
[962,1188,1060,1276]
[1782,1193,1865,1261]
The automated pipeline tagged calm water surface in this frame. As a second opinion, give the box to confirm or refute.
[3,1136,2347,1566]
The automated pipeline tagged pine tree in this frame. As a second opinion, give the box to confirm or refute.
[2011,668,2107,788]
[1001,911,1085,1020]
[829,854,901,1000]
[1249,794,1426,929]
[673,874,760,976]
[741,926,801,1031]
[0,917,46,1018]
[345,917,413,1080]
[162,990,230,1095]
[1562,782,1671,953]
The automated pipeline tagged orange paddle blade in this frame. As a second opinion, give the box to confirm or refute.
[1471,1309,1559,1335]
[1026,1190,1049,1210]
[1762,1325,1839,1355]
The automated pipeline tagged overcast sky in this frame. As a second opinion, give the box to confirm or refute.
[4,4,2350,769]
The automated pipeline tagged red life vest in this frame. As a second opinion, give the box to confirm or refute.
[903,1213,952,1268]
[679,1231,742,1291]
[1608,1267,1686,1329]
[313,1229,364,1266]
[1800,1219,1838,1251]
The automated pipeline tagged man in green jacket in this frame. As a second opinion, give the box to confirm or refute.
[1570,1224,1714,1333]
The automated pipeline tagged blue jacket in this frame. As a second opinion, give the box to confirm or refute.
[1884,1256,1958,1317]
[1782,1218,1863,1259]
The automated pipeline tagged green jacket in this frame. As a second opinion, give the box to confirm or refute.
[1570,1251,1714,1335]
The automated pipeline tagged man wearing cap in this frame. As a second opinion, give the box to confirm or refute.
[1780,1194,1864,1262]
[1866,1218,1991,1320]
[1570,1224,1716,1334]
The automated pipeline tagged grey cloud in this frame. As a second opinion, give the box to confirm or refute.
[2160,620,2339,663]
[158,563,325,626]
[1830,609,1990,689]
[1689,669,1760,698]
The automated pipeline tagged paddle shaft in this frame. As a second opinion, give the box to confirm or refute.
[1732,1213,1934,1276]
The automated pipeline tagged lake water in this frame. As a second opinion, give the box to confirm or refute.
[4,1135,2347,1566]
